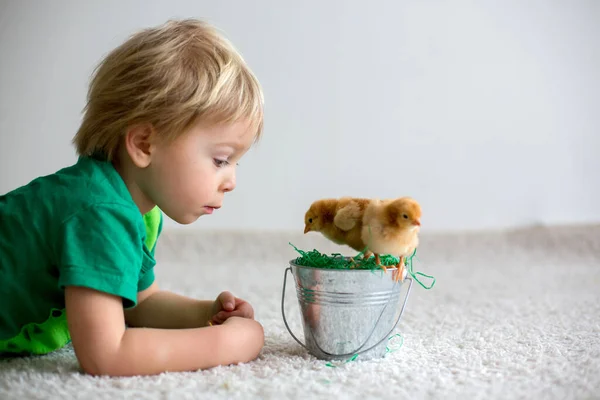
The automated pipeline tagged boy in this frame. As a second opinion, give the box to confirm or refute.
[0,19,265,376]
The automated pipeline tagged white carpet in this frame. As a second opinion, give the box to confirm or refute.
[1,225,599,400]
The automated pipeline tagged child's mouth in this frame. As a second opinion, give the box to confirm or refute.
[203,206,219,214]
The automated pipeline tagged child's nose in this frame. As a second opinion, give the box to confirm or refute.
[221,171,236,193]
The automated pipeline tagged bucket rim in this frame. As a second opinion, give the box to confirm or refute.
[288,259,400,273]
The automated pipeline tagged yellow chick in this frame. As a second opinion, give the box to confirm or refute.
[303,197,372,257]
[361,197,422,282]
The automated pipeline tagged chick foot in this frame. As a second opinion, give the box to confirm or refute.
[349,251,373,269]
[393,256,405,282]
[374,254,387,273]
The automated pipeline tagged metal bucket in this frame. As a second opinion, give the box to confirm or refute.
[281,260,413,361]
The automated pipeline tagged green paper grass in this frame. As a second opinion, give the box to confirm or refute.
[289,243,435,289]
[289,243,407,270]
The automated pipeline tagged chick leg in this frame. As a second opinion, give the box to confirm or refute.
[374,253,387,273]
[394,256,405,282]
[348,257,358,268]
[362,250,373,260]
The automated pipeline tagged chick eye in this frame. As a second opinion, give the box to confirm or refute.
[308,218,313,223]
[402,214,409,219]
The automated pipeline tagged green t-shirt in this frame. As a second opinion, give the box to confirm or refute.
[0,156,163,354]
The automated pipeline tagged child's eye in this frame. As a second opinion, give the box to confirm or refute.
[213,159,230,168]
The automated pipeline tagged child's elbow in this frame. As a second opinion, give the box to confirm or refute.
[80,358,141,377]
[77,354,111,377]
[75,348,130,377]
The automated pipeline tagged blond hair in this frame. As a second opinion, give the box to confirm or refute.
[73,19,264,160]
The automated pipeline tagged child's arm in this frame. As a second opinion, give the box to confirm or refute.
[122,283,254,329]
[123,283,214,329]
[65,286,264,377]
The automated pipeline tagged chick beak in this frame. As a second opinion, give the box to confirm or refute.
[304,225,310,234]
[413,219,421,227]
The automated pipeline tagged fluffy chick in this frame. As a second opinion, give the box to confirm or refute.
[361,197,422,282]
[304,197,371,256]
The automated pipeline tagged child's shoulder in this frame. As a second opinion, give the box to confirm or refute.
[1,156,140,227]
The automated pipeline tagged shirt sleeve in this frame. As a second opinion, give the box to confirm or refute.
[137,267,155,292]
[57,203,145,308]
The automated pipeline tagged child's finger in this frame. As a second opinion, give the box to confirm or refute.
[216,309,252,320]
[217,291,235,311]
[234,302,254,319]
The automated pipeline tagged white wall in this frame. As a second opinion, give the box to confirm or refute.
[1,0,599,233]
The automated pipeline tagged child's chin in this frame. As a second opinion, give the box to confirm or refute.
[173,213,201,225]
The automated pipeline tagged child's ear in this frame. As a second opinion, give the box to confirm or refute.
[124,123,155,168]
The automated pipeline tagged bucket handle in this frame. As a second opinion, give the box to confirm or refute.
[281,266,413,358]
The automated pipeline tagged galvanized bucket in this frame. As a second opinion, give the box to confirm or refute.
[281,260,413,361]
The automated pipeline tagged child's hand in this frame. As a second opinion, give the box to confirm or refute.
[209,291,255,325]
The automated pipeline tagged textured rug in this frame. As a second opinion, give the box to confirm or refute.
[1,225,599,399]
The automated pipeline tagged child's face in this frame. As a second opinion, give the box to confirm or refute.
[143,120,255,224]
